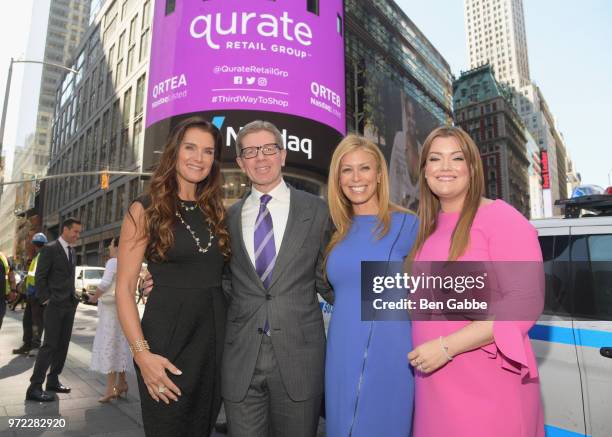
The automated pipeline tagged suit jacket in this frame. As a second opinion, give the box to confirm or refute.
[221,187,333,402]
[35,240,78,306]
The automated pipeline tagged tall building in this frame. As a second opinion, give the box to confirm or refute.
[525,129,544,218]
[465,0,575,216]
[515,83,566,215]
[0,0,92,259]
[454,64,531,217]
[465,0,530,88]
[44,0,152,265]
[45,0,452,265]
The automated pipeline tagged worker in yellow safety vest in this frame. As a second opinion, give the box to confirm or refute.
[0,251,16,330]
[13,233,48,354]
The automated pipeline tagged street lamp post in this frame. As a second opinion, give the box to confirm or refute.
[0,57,15,164]
[0,58,78,163]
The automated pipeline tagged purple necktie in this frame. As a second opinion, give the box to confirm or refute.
[254,194,276,287]
[254,194,275,335]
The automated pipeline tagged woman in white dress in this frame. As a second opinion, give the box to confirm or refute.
[89,237,132,402]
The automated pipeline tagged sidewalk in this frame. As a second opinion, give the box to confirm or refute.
[0,304,145,436]
[0,304,324,436]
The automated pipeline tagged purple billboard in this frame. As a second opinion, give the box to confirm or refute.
[146,0,346,136]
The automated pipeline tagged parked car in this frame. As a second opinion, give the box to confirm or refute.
[75,266,105,304]
[530,192,612,437]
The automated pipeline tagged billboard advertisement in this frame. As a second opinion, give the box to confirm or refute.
[144,0,345,176]
[356,63,442,210]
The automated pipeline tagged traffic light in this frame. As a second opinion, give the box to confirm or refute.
[101,171,109,190]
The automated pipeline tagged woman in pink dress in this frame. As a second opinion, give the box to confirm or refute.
[407,126,545,437]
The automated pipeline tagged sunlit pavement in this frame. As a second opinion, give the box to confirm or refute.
[0,303,326,436]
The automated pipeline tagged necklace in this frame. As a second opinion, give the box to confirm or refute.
[179,201,197,211]
[175,207,215,254]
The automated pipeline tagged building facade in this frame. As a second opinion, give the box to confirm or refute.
[344,0,452,209]
[515,83,567,215]
[44,0,152,265]
[525,129,544,219]
[465,0,530,88]
[464,0,576,217]
[0,0,92,260]
[454,64,531,217]
[44,0,452,265]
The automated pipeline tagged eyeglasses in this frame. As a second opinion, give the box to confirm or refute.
[239,143,281,159]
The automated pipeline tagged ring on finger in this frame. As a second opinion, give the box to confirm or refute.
[158,385,167,394]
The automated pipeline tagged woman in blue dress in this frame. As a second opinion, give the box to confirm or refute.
[325,134,417,436]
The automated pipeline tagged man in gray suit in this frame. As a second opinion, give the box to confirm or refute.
[223,120,333,437]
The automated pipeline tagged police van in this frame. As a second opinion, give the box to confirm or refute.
[530,192,612,437]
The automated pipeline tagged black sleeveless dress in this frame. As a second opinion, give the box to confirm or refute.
[134,196,226,437]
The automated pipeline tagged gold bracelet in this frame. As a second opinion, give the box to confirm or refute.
[129,339,150,354]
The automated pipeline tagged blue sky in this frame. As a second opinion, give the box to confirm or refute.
[397,0,612,189]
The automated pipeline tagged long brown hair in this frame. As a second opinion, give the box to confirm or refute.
[143,116,230,262]
[410,126,485,261]
[325,134,409,262]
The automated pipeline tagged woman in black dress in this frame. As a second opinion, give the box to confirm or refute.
[115,117,230,436]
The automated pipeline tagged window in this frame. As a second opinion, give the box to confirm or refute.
[95,196,102,228]
[139,27,150,62]
[86,201,94,228]
[307,0,319,15]
[116,31,126,85]
[127,15,138,74]
[142,1,151,29]
[165,0,175,16]
[122,88,132,127]
[115,184,126,221]
[135,74,145,116]
[90,68,97,114]
[121,88,132,164]
[571,234,612,320]
[110,99,120,168]
[105,191,113,224]
[101,110,110,168]
[133,117,143,159]
[92,119,101,180]
[129,178,140,202]
[106,45,115,97]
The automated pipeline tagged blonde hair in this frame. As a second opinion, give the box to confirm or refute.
[326,134,409,261]
[410,126,485,261]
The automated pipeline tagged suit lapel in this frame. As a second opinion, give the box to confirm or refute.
[56,240,71,269]
[268,188,313,290]
[233,197,265,289]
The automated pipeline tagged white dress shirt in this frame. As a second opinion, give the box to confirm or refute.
[241,180,291,268]
[58,236,73,262]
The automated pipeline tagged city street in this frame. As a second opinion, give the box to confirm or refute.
[0,303,220,436]
[0,303,326,436]
[0,303,147,436]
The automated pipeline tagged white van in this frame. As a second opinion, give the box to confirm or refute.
[74,266,105,302]
[530,193,612,437]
